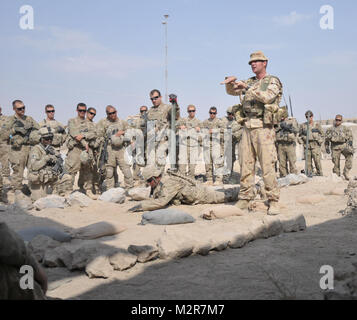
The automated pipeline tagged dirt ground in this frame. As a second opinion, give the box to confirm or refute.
[2,158,357,300]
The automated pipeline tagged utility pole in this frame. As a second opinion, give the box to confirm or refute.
[162,14,169,103]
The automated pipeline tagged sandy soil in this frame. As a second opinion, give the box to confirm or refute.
[2,159,357,300]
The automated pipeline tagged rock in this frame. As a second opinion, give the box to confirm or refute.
[71,222,126,240]
[28,235,61,262]
[85,255,113,279]
[17,227,72,242]
[43,247,69,268]
[279,214,306,232]
[157,228,194,259]
[34,195,68,210]
[142,209,195,225]
[109,251,138,271]
[15,198,33,211]
[229,230,253,249]
[67,192,93,207]
[98,188,126,204]
[296,195,327,205]
[262,216,284,238]
[127,187,151,201]
[202,205,245,220]
[127,245,159,263]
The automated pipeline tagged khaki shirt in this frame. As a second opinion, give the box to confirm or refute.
[220,117,242,142]
[325,125,353,147]
[0,114,10,143]
[276,117,299,143]
[7,115,39,148]
[147,103,180,131]
[177,117,202,146]
[298,121,324,146]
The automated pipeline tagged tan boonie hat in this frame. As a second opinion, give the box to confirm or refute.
[249,51,268,65]
[227,106,233,114]
[142,165,162,181]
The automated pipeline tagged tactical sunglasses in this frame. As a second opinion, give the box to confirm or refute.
[150,96,160,101]
[77,109,87,113]
[188,110,196,113]
[16,106,25,111]
[107,111,117,115]
[335,119,342,122]
[210,112,217,115]
[88,111,96,116]
[140,110,147,113]
[46,110,55,113]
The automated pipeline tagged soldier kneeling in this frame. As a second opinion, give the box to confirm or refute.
[27,127,72,201]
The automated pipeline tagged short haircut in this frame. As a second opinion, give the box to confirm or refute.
[209,106,217,112]
[106,105,116,113]
[187,105,196,111]
[150,89,161,97]
[77,103,87,110]
[335,114,343,120]
[88,107,96,113]
[12,100,23,108]
[45,104,54,111]
[140,105,148,110]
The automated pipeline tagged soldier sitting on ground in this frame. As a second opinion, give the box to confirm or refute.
[128,166,238,212]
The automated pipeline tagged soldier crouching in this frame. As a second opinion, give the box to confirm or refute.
[128,166,238,212]
[27,127,72,201]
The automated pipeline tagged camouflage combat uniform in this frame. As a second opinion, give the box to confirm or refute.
[64,116,97,193]
[138,170,238,211]
[0,114,10,181]
[0,222,46,300]
[146,103,180,172]
[226,74,282,202]
[97,117,133,189]
[176,116,202,177]
[7,115,39,193]
[202,117,225,183]
[325,124,354,179]
[38,119,67,152]
[220,116,242,178]
[275,117,299,177]
[298,121,324,176]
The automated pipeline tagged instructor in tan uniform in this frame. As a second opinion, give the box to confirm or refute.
[222,51,283,215]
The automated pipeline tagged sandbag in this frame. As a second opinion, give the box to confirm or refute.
[278,174,309,188]
[17,226,72,242]
[71,221,126,240]
[98,188,126,204]
[127,187,151,201]
[202,205,245,220]
[141,209,195,225]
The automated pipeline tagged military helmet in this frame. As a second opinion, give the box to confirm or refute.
[249,51,268,65]
[39,126,54,139]
[227,106,233,114]
[305,110,314,118]
[142,165,162,181]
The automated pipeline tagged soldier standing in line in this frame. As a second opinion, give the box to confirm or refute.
[221,106,243,183]
[64,103,97,199]
[275,106,299,177]
[27,127,72,201]
[128,166,238,212]
[177,105,202,178]
[38,105,67,152]
[7,100,40,201]
[298,110,324,177]
[202,107,225,185]
[146,89,180,173]
[96,105,133,190]
[0,106,11,188]
[325,114,354,180]
[222,51,283,215]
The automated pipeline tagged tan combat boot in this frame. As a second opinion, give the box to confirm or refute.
[236,199,250,210]
[267,200,280,216]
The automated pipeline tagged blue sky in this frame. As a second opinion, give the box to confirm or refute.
[0,0,356,124]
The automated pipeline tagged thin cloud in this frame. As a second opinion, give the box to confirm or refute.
[273,11,312,26]
[313,51,357,66]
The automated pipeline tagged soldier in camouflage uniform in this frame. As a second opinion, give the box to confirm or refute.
[0,221,47,299]
[0,107,11,187]
[177,105,202,178]
[220,106,243,182]
[38,105,67,152]
[222,51,282,215]
[64,103,97,198]
[128,165,238,212]
[298,110,324,176]
[28,127,72,201]
[126,106,148,183]
[325,114,354,180]
[344,177,357,216]
[275,107,299,177]
[97,105,133,190]
[7,100,39,200]
[202,107,225,185]
[146,89,180,172]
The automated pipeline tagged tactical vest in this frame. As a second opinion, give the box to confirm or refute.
[327,126,348,144]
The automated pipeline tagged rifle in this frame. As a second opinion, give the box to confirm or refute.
[45,145,66,178]
[169,94,178,170]
[97,136,109,192]
[305,117,311,176]
[289,95,294,118]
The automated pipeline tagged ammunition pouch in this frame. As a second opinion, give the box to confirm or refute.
[263,104,280,126]
[66,137,77,150]
[10,135,25,148]
[344,144,355,155]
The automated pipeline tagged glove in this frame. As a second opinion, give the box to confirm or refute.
[128,204,143,213]
[46,155,57,164]
[57,126,66,134]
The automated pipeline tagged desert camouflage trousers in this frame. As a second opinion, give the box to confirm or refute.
[0,265,46,300]
[304,142,323,175]
[178,143,200,178]
[203,141,224,182]
[331,145,353,177]
[8,145,31,191]
[105,146,133,189]
[239,126,279,201]
[0,143,10,178]
[64,146,93,192]
[277,142,297,177]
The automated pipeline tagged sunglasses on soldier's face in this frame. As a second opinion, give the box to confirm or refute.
[17,106,25,111]
[150,96,160,101]
[335,119,342,122]
[78,109,87,113]
[46,110,55,113]
[140,110,147,113]
[107,111,116,116]
[210,112,217,115]
[188,110,196,113]
[88,111,96,116]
